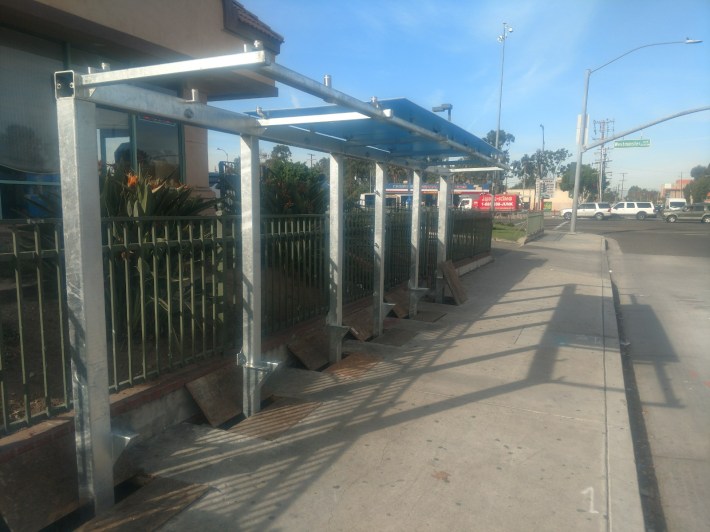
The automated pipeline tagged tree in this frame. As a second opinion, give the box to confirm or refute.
[560,162,606,201]
[483,129,515,160]
[511,154,537,189]
[687,175,710,204]
[510,148,571,189]
[259,145,326,214]
[268,144,292,164]
[480,129,515,191]
[690,164,709,179]
[625,186,658,202]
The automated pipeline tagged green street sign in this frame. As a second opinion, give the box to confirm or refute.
[614,139,651,148]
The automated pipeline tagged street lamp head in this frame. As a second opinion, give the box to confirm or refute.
[685,38,702,44]
[498,23,513,42]
[432,103,453,121]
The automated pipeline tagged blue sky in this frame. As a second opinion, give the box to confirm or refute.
[210,0,709,193]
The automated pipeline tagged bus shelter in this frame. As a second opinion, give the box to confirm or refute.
[53,45,505,513]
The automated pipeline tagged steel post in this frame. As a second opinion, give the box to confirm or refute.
[435,175,451,303]
[56,96,114,513]
[409,170,427,316]
[240,134,264,417]
[373,162,387,337]
[327,154,348,362]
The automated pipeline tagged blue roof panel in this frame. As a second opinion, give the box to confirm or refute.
[245,98,501,167]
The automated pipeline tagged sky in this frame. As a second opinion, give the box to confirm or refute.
[209,0,710,193]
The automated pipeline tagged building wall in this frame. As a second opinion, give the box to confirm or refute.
[508,179,573,213]
[1,0,282,213]
[38,0,247,57]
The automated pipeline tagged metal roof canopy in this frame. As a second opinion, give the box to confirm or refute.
[54,46,505,514]
[246,98,502,170]
[71,47,505,171]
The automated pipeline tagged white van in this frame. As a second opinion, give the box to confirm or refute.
[664,198,686,211]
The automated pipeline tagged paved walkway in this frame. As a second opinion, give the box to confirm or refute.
[118,232,643,531]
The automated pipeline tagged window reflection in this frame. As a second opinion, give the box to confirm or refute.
[135,115,180,181]
[97,109,181,183]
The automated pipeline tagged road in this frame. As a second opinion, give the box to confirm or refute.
[545,216,710,531]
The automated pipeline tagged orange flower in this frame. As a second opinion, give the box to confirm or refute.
[126,172,138,187]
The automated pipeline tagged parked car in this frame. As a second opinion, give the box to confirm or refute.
[560,202,611,220]
[611,201,656,220]
[662,203,710,223]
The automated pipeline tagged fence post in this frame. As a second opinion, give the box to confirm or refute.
[373,162,387,337]
[327,154,348,361]
[435,175,451,303]
[56,91,114,513]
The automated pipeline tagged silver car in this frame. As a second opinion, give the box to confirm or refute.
[662,203,710,223]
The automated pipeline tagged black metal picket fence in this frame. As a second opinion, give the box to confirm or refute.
[0,209,492,434]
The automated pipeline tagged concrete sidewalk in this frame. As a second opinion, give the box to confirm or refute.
[117,232,644,531]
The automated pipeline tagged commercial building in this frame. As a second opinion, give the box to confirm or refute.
[0,0,283,219]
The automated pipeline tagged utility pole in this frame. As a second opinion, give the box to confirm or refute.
[619,172,626,201]
[307,153,316,168]
[593,119,614,201]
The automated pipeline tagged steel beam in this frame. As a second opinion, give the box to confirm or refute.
[86,84,260,135]
[373,163,387,337]
[56,96,114,513]
[78,50,271,88]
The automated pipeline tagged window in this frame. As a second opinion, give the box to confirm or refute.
[135,115,180,181]
[0,28,62,218]
[1,27,184,219]
[98,109,181,182]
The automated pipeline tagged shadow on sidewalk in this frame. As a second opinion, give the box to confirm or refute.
[120,242,635,529]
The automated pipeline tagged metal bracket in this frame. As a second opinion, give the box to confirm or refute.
[112,428,139,464]
[327,324,351,364]
[184,88,201,104]
[383,302,397,316]
[237,350,279,385]
[408,286,429,318]
[239,351,280,418]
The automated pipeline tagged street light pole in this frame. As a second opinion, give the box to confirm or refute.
[537,124,545,210]
[495,22,513,150]
[493,22,513,212]
[569,38,701,233]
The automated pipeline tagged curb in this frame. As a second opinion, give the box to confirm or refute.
[601,237,645,531]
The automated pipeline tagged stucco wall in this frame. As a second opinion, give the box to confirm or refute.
[39,0,246,57]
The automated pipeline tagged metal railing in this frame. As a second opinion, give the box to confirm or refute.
[262,215,328,334]
[525,212,545,237]
[0,208,492,434]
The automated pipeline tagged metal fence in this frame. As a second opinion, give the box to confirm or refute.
[0,208,492,434]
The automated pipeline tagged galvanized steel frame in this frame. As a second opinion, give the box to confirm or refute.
[56,96,114,512]
[51,47,499,513]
